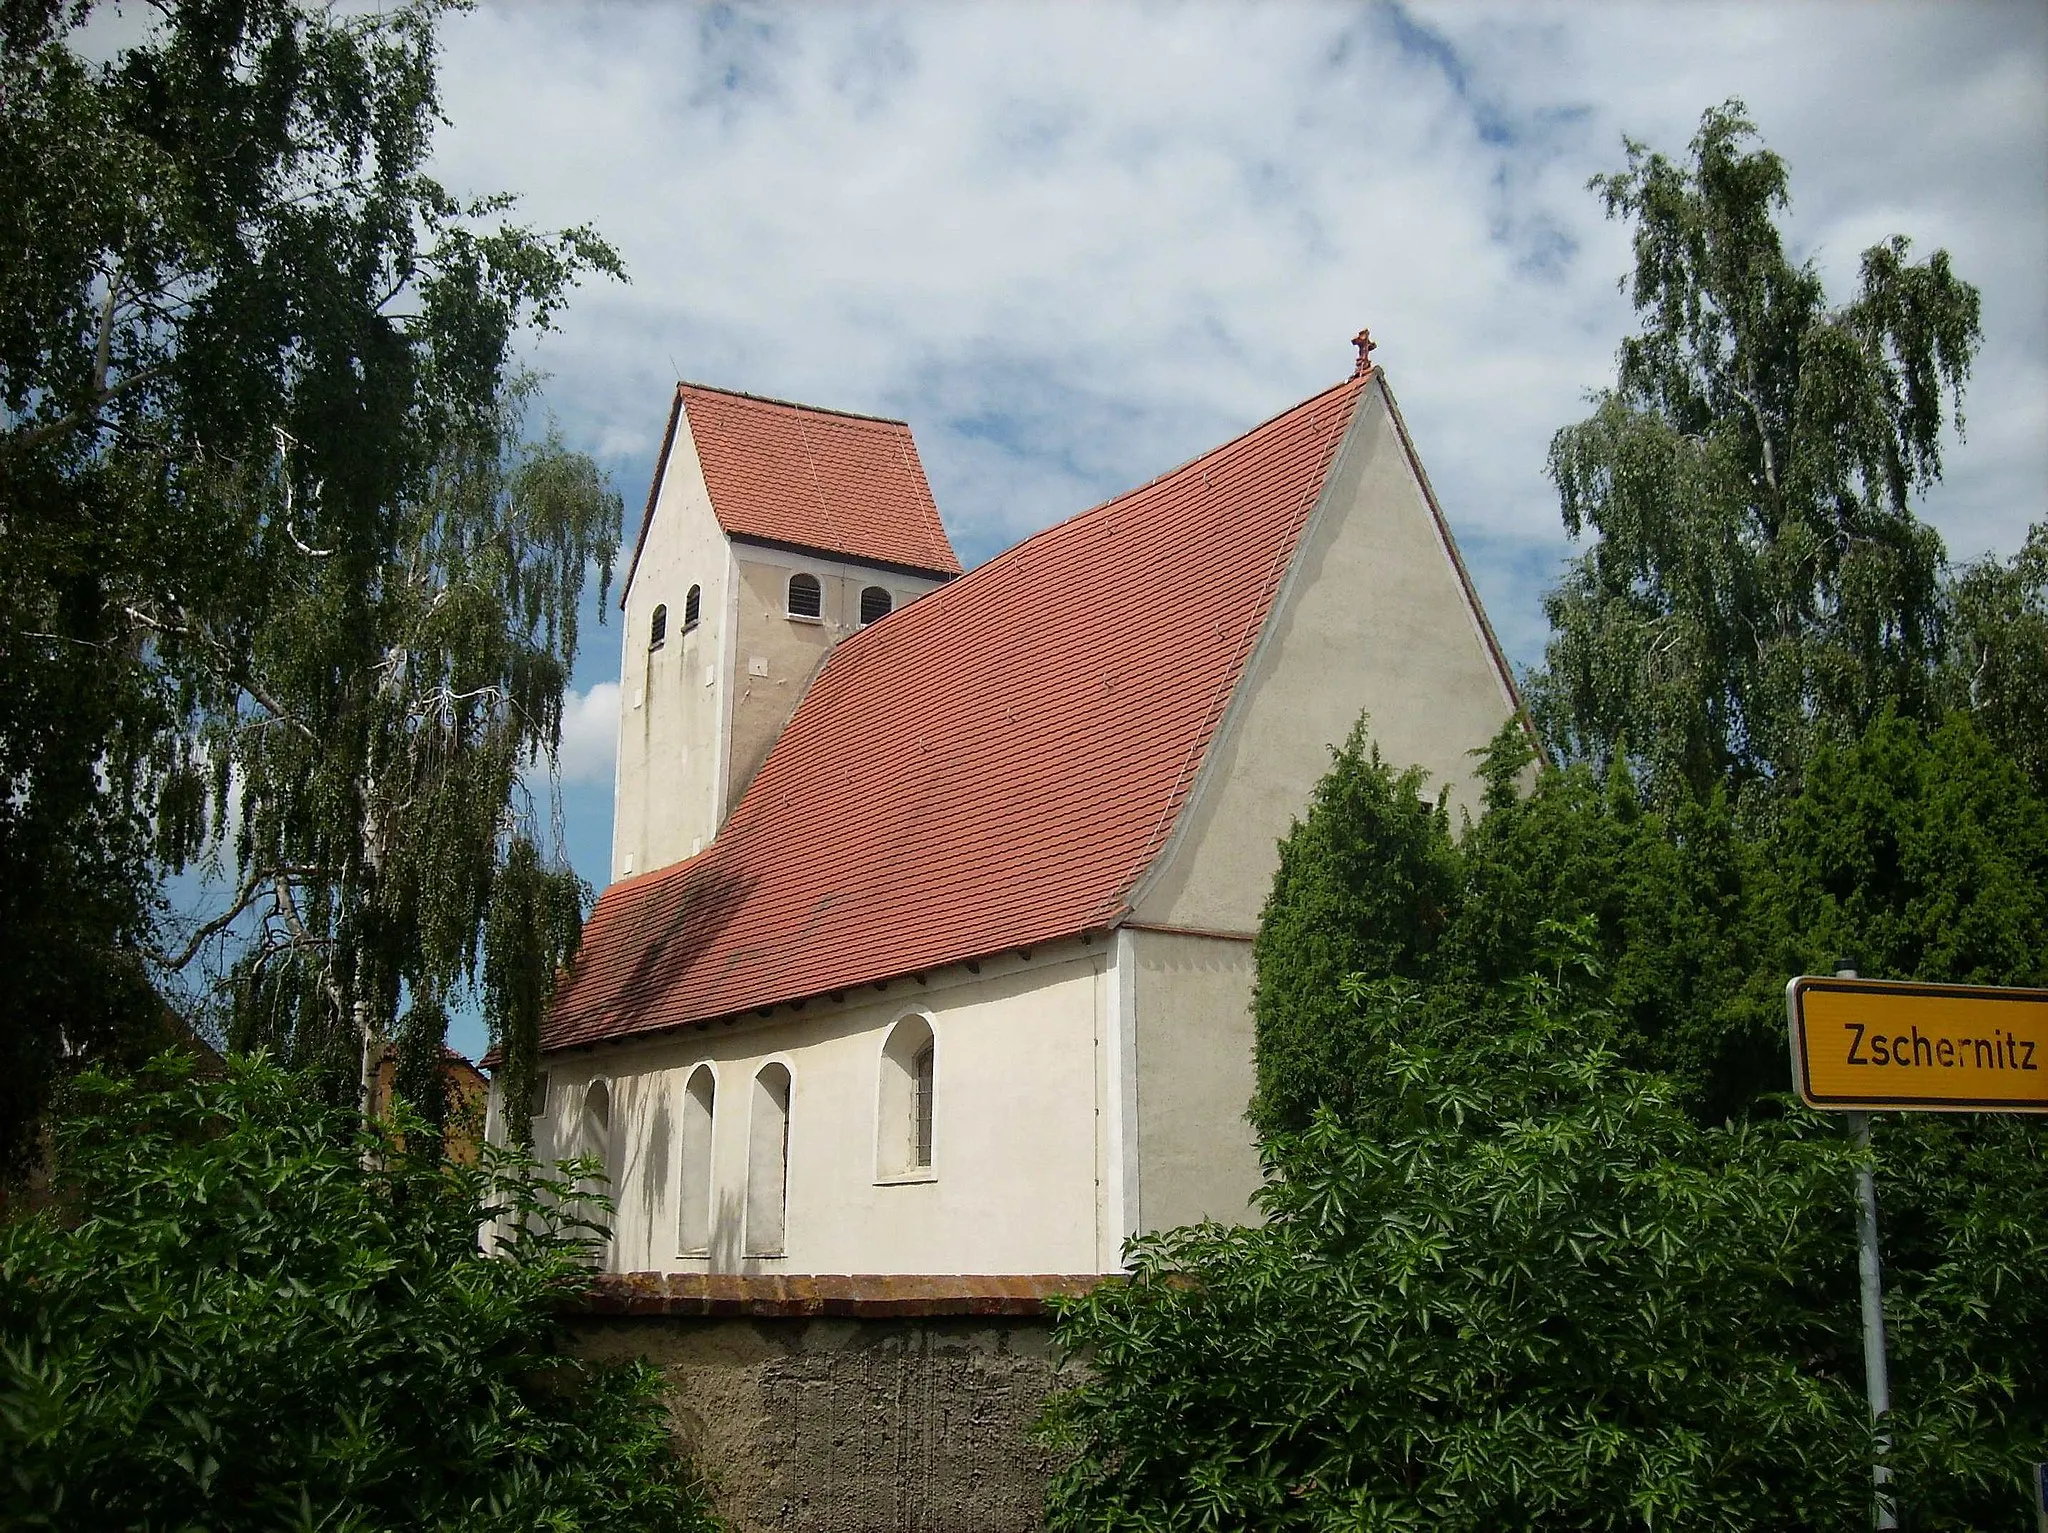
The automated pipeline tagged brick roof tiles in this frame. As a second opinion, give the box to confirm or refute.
[546,373,1369,1054]
[623,384,961,602]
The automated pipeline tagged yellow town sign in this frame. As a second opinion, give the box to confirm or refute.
[1787,975,2048,1114]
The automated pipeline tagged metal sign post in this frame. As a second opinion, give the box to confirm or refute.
[1832,970,1896,1532]
[1787,970,2048,1530]
[1845,1106,1896,1530]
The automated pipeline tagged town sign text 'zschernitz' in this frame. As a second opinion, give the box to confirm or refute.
[1787,976,2048,1114]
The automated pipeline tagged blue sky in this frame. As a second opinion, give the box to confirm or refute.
[155,2,2048,1062]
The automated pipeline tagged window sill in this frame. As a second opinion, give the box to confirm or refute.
[785,613,825,626]
[874,1169,938,1186]
[742,1251,788,1260]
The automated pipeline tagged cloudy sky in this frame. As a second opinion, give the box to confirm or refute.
[409,1,2048,1056]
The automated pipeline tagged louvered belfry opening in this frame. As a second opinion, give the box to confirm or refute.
[683,584,701,629]
[648,603,667,649]
[860,584,892,625]
[787,572,822,619]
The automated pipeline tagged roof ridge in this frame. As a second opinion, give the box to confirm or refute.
[680,379,911,427]
[1087,372,1366,518]
[790,370,1371,734]
[884,370,1369,618]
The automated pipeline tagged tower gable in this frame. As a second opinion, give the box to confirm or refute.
[612,384,959,882]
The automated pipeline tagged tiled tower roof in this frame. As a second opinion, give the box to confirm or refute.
[622,383,961,602]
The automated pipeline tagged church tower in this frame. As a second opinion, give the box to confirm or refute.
[610,383,961,882]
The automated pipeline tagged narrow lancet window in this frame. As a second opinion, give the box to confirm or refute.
[579,1080,613,1262]
[744,1063,791,1256]
[678,1066,715,1256]
[878,1015,936,1177]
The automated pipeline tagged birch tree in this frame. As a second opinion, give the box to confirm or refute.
[1,0,619,1166]
[1531,102,1982,802]
[156,389,614,1125]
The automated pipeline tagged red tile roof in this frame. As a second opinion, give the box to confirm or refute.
[546,373,1368,1054]
[622,384,961,604]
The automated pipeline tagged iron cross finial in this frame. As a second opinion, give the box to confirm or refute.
[1351,328,1376,377]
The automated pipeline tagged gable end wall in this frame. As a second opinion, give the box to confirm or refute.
[1122,378,1521,1234]
[1128,376,1519,935]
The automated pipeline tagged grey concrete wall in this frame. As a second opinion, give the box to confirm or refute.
[569,1313,1072,1533]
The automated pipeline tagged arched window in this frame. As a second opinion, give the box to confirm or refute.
[683,583,702,630]
[677,1065,715,1256]
[877,1015,936,1177]
[786,572,822,619]
[859,585,892,625]
[744,1063,791,1256]
[580,1079,612,1173]
[578,1080,613,1259]
[648,604,667,649]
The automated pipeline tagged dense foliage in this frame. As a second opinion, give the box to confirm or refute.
[1066,715,2048,1527]
[1253,709,2048,1130]
[1054,101,2045,1530]
[0,0,619,1167]
[1049,970,1876,1530]
[188,384,615,1128]
[0,1056,714,1531]
[1942,522,2048,798]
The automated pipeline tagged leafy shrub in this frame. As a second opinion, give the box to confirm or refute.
[1048,974,1875,1530]
[0,1056,715,1532]
[1250,720,1459,1138]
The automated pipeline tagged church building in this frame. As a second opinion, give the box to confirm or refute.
[512,335,1525,1276]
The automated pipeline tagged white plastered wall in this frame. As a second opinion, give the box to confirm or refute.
[532,940,1116,1275]
[613,408,733,881]
[1127,928,1262,1234]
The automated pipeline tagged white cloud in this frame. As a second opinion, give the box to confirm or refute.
[424,0,2046,880]
[553,681,620,787]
